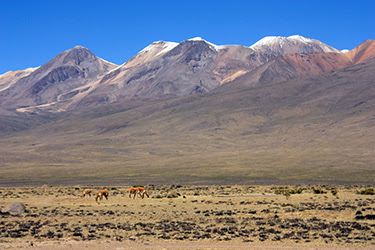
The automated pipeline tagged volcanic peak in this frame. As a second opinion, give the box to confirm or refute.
[250,35,340,54]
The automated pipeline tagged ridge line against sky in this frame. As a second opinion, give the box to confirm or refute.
[0,0,374,74]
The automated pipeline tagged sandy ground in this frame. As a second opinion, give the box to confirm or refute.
[1,185,375,249]
[2,240,373,250]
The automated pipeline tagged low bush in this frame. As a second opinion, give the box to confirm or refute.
[357,188,374,195]
[312,187,327,194]
[167,192,179,198]
[274,188,303,197]
[331,190,338,196]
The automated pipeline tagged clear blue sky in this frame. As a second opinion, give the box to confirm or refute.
[1,0,374,74]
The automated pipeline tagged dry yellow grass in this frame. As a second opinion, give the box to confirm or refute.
[1,185,374,249]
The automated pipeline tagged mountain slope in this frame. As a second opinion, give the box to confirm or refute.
[123,41,179,68]
[0,46,118,112]
[1,58,374,185]
[224,39,375,88]
[72,38,280,109]
[72,39,251,108]
[344,39,375,64]
[0,67,39,93]
[226,52,352,87]
[0,36,348,114]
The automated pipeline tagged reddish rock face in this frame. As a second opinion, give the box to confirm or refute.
[345,40,375,64]
[280,52,352,77]
[221,40,375,88]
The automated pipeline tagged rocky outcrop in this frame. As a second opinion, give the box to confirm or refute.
[1,202,26,215]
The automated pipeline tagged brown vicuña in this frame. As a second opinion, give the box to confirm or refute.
[95,189,109,201]
[81,188,92,198]
[129,187,149,199]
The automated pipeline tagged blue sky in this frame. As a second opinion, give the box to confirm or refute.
[0,0,374,74]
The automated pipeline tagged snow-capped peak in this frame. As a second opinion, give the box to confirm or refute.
[341,49,350,53]
[188,37,205,41]
[250,35,340,54]
[156,41,179,56]
[287,35,313,44]
[249,36,283,48]
[186,37,227,51]
[139,41,178,56]
[250,35,313,48]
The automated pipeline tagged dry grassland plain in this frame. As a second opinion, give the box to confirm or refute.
[0,185,375,249]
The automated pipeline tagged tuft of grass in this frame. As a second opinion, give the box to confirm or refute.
[312,187,327,194]
[331,189,338,196]
[274,188,303,197]
[356,188,374,195]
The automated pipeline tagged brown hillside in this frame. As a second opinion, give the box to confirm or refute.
[345,40,375,64]
[0,59,374,185]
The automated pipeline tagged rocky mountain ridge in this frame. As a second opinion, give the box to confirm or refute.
[0,36,374,115]
[0,46,118,113]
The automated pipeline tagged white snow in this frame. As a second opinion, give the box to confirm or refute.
[288,35,312,44]
[187,37,227,51]
[250,35,340,53]
[104,64,124,75]
[188,37,205,41]
[250,36,279,48]
[104,41,179,74]
[250,36,313,48]
[156,42,179,56]
[138,41,178,56]
[25,66,39,72]
[138,43,157,54]
[341,49,350,53]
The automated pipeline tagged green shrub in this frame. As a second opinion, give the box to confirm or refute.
[274,188,302,197]
[290,188,303,194]
[274,189,286,195]
[357,188,375,195]
[312,187,327,194]
[331,189,338,196]
[167,192,179,198]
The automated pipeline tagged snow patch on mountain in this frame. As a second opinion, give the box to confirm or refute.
[139,41,178,56]
[288,35,313,44]
[156,42,179,56]
[187,37,227,51]
[250,35,316,48]
[250,35,340,54]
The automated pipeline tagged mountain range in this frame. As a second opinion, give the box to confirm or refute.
[0,35,374,185]
[3,35,373,114]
